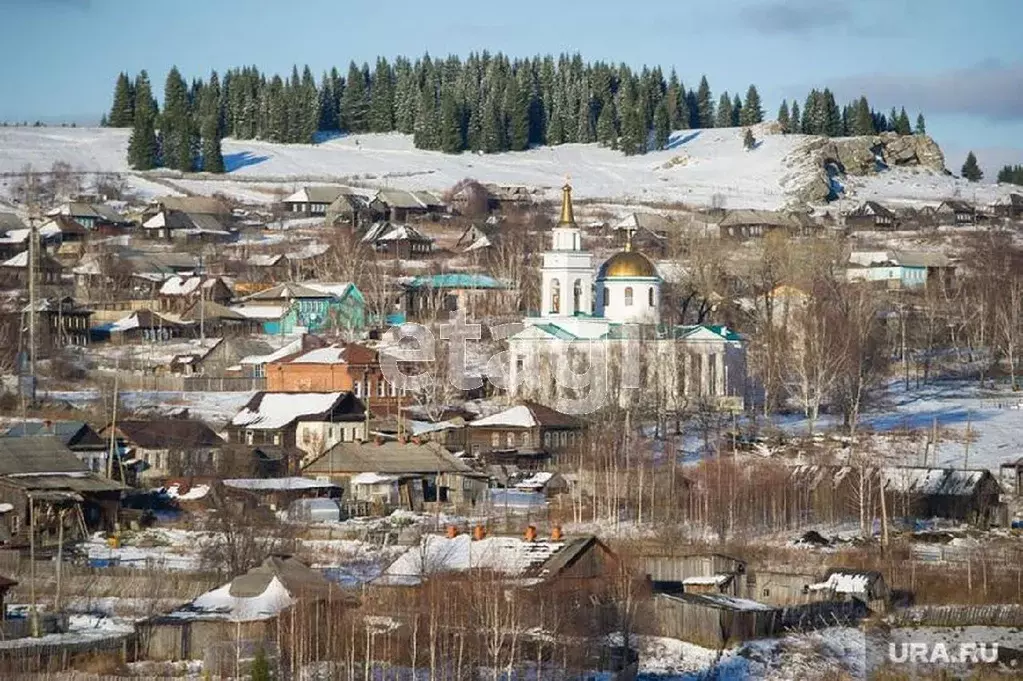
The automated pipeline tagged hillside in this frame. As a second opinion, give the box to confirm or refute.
[0,125,1016,211]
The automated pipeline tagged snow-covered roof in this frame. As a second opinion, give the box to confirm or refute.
[164,483,210,501]
[1,251,29,267]
[350,472,400,486]
[808,572,871,595]
[174,576,294,622]
[471,405,539,428]
[882,467,990,496]
[286,243,330,260]
[230,392,347,430]
[229,305,286,320]
[223,477,338,491]
[159,275,219,297]
[288,346,346,364]
[682,574,732,586]
[514,472,556,490]
[247,254,284,267]
[239,336,304,365]
[378,534,565,585]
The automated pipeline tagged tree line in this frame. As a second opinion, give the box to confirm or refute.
[997,164,1023,186]
[106,53,925,168]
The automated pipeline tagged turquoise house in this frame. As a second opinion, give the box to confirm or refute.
[237,282,367,335]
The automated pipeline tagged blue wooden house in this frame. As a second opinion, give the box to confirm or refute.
[234,282,366,335]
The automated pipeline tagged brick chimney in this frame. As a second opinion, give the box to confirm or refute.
[472,525,486,541]
[446,525,458,539]
[524,525,537,542]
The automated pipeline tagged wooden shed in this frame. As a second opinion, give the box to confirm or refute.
[647,592,777,649]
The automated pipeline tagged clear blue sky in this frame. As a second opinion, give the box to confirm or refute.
[4,0,1022,170]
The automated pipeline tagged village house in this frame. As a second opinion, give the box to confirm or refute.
[236,334,326,378]
[179,301,265,338]
[0,250,64,288]
[2,420,108,473]
[483,183,537,209]
[17,297,92,354]
[326,191,383,229]
[377,529,617,587]
[221,477,341,515]
[455,222,498,252]
[717,210,807,239]
[466,401,586,467]
[100,419,225,480]
[266,342,410,415]
[845,201,899,231]
[235,281,366,335]
[49,202,132,232]
[361,222,435,258]
[0,437,123,549]
[141,209,235,243]
[845,251,953,289]
[228,391,367,461]
[141,555,350,665]
[448,182,497,216]
[98,308,194,344]
[612,213,676,252]
[374,188,446,222]
[157,276,233,315]
[282,185,348,214]
[397,273,513,320]
[935,200,977,226]
[303,438,484,512]
[993,193,1023,220]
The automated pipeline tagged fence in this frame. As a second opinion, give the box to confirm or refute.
[890,604,1023,628]
[99,373,265,392]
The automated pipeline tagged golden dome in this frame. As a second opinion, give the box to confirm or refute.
[598,251,658,279]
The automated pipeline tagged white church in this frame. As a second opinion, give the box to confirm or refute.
[506,184,747,414]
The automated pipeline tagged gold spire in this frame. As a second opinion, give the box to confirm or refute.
[624,227,634,252]
[558,180,575,226]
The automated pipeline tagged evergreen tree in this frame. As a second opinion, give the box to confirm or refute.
[480,92,503,153]
[596,100,617,147]
[653,100,670,150]
[731,94,742,127]
[127,107,158,170]
[896,107,912,135]
[777,100,790,133]
[788,101,800,134]
[108,72,135,127]
[822,89,842,137]
[740,84,763,126]
[250,648,270,681]
[340,61,369,132]
[695,75,714,128]
[888,107,899,133]
[413,81,438,149]
[439,91,464,153]
[504,77,529,151]
[961,151,983,182]
[996,164,1023,185]
[100,113,109,127]
[851,96,874,136]
[576,94,595,144]
[915,113,926,135]
[801,90,817,133]
[162,66,195,172]
[394,60,417,135]
[665,70,686,129]
[715,92,732,128]
[369,57,395,132]
[133,70,158,124]
[199,73,225,173]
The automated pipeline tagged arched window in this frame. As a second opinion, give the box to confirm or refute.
[603,287,610,307]
[573,279,582,314]
[491,432,500,447]
[648,287,655,307]
[550,278,561,314]
[624,286,634,306]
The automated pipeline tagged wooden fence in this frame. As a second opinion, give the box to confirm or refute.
[890,604,1023,628]
[101,373,264,392]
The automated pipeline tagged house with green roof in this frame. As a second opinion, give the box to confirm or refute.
[398,272,515,321]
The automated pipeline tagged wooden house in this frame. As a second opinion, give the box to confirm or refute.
[717,210,802,239]
[0,250,64,287]
[236,281,366,335]
[374,188,445,222]
[303,439,484,511]
[266,342,410,415]
[326,190,383,228]
[936,200,977,226]
[157,276,233,314]
[282,186,348,214]
[141,209,235,243]
[807,568,890,613]
[101,309,193,343]
[101,419,225,480]
[228,391,367,461]
[993,193,1023,220]
[646,592,777,649]
[19,297,91,354]
[466,400,586,467]
[141,555,351,664]
[845,201,899,231]
[49,202,132,232]
[180,301,266,337]
[641,553,748,597]
[2,420,107,473]
[0,437,123,549]
[221,477,341,513]
[361,222,434,258]
[882,466,1005,527]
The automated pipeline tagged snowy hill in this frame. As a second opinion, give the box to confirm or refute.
[0,126,1016,210]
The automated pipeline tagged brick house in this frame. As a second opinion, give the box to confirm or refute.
[266,342,410,416]
[228,391,367,463]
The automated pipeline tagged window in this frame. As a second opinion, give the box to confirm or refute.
[763,588,770,597]
[273,432,282,446]
[506,432,515,447]
[389,381,398,397]
[245,430,254,445]
[378,380,386,398]
[624,286,634,306]
[648,287,654,307]
[573,279,582,314]
[544,432,551,447]
[492,432,500,447]
[603,287,609,307]
[353,381,362,397]
[471,444,480,455]
[550,279,560,314]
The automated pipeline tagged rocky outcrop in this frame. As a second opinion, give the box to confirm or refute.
[786,132,946,204]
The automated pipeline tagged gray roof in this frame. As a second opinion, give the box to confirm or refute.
[893,251,952,268]
[375,188,428,210]
[228,555,333,598]
[305,439,471,475]
[0,437,88,475]
[290,186,349,205]
[154,196,230,215]
[719,210,798,229]
[0,213,25,233]
[245,282,333,301]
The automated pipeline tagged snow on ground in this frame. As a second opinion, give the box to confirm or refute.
[164,178,286,205]
[0,126,807,210]
[0,612,134,649]
[84,528,210,570]
[844,166,1014,209]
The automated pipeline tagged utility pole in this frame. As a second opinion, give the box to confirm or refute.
[27,210,38,403]
[28,494,39,637]
[198,253,206,341]
[106,363,119,480]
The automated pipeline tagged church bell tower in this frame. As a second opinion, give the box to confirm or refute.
[540,183,594,317]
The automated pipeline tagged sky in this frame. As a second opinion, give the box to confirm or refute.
[3,0,1022,175]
